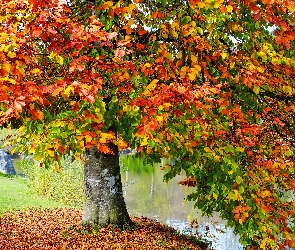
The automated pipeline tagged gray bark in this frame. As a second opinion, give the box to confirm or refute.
[82,143,133,229]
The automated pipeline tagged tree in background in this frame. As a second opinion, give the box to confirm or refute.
[1,0,295,248]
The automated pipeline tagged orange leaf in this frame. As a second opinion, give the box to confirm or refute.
[234,213,240,221]
[146,146,152,154]
[138,29,147,36]
[97,144,113,154]
[261,204,271,213]
[151,11,158,19]
[55,164,61,173]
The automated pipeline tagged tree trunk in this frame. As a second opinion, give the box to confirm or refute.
[82,143,133,229]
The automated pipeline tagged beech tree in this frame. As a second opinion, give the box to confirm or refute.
[1,0,295,248]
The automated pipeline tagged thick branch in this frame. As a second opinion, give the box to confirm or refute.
[260,89,295,102]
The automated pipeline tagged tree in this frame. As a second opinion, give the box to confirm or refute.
[0,0,295,248]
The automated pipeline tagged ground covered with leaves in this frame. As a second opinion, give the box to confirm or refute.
[0,208,206,250]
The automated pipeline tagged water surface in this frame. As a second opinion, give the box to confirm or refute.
[120,156,244,250]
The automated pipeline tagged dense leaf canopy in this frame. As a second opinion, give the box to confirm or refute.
[1,0,295,248]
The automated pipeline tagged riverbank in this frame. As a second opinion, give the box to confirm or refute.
[0,174,207,249]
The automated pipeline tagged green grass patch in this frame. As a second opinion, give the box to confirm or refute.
[0,175,66,214]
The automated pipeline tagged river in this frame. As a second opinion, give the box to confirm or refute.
[120,156,244,250]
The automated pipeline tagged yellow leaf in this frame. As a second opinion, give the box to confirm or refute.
[229,190,240,201]
[163,103,171,109]
[144,79,158,95]
[3,63,11,72]
[162,32,168,39]
[104,1,113,7]
[99,138,107,143]
[232,24,240,31]
[221,52,228,59]
[193,64,201,72]
[177,51,183,59]
[260,239,267,249]
[85,134,93,143]
[48,149,55,157]
[285,86,293,94]
[127,19,134,26]
[204,147,211,152]
[214,155,221,161]
[56,55,63,65]
[261,190,271,198]
[129,3,136,11]
[101,132,115,140]
[31,68,41,74]
[18,126,26,134]
[68,122,76,130]
[49,52,57,59]
[258,51,266,58]
[257,66,264,73]
[253,85,260,94]
[55,164,61,173]
[140,136,149,146]
[64,85,74,96]
[228,170,233,175]
[237,147,244,152]
[7,51,16,58]
[171,31,178,38]
[37,110,44,121]
[117,139,127,149]
[0,32,9,41]
[171,22,179,30]
[7,78,16,84]
[188,72,196,81]
[75,152,82,161]
[191,54,198,63]
[198,2,206,8]
[248,64,256,71]
[227,5,233,12]
[214,2,222,8]
[156,115,164,122]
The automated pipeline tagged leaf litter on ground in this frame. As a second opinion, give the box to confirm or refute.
[0,208,207,249]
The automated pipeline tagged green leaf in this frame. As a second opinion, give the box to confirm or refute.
[196,27,203,35]
[236,175,243,185]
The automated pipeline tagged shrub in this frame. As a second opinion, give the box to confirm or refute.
[20,157,85,207]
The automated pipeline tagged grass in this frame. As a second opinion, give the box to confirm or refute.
[0,173,66,214]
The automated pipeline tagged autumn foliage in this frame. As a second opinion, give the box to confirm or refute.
[0,208,204,249]
[1,0,295,248]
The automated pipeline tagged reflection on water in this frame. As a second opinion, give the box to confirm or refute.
[120,156,244,250]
